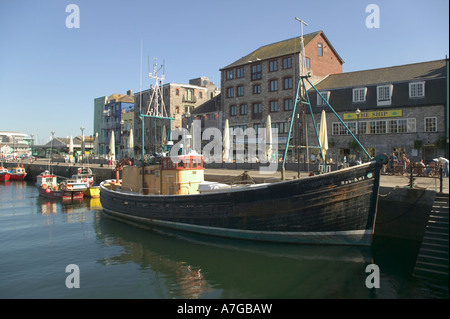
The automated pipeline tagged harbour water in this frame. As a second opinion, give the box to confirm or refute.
[0,180,448,300]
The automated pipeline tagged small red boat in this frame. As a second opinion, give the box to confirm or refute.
[9,164,27,181]
[36,170,84,200]
[0,166,10,182]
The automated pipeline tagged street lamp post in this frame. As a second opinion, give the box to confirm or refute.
[80,126,85,163]
[119,120,124,160]
[30,134,34,158]
[50,130,55,162]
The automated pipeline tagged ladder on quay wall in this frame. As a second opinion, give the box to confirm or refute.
[413,193,449,284]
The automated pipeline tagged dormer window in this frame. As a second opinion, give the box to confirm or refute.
[377,84,392,106]
[317,91,329,106]
[353,87,367,102]
[409,81,425,98]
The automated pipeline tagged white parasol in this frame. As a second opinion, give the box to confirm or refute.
[319,110,328,164]
[222,119,230,162]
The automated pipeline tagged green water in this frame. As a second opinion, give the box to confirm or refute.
[0,181,447,300]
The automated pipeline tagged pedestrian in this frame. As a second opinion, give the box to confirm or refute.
[389,152,397,173]
[438,157,449,177]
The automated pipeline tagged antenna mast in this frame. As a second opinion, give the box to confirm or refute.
[146,57,167,117]
[295,17,308,78]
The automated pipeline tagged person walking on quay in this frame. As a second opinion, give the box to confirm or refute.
[439,157,449,177]
[389,152,398,174]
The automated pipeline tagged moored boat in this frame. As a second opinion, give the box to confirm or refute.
[36,170,84,201]
[9,164,27,181]
[100,153,388,246]
[100,22,389,246]
[71,167,100,198]
[0,165,10,182]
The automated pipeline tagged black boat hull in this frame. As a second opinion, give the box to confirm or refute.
[100,160,384,246]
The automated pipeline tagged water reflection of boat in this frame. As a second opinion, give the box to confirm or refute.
[87,197,102,209]
[95,213,373,299]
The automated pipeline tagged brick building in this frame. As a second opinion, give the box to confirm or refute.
[219,31,343,159]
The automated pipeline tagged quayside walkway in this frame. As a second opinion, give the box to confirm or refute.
[3,158,449,194]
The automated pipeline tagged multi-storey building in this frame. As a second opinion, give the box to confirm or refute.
[219,31,343,160]
[0,131,32,157]
[308,59,449,165]
[93,96,107,141]
[133,77,220,156]
[100,91,134,156]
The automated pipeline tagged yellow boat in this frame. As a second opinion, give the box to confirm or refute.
[84,185,100,198]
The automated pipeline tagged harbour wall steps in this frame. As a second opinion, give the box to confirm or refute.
[413,193,449,283]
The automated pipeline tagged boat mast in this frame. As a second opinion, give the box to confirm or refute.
[281,17,308,180]
[139,56,174,193]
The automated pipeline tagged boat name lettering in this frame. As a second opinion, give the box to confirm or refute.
[340,175,367,185]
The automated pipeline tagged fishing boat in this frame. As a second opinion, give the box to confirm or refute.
[36,170,85,200]
[9,164,27,180]
[100,21,388,246]
[0,165,10,182]
[71,167,100,198]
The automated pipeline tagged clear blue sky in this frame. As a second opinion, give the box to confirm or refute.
[0,0,448,144]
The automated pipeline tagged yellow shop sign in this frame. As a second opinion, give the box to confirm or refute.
[343,109,402,120]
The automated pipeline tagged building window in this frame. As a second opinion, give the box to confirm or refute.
[176,89,179,96]
[231,125,247,135]
[270,100,278,112]
[251,64,262,80]
[253,103,262,115]
[368,120,387,134]
[282,57,292,69]
[409,82,425,98]
[269,79,278,92]
[318,43,323,56]
[284,99,293,111]
[199,92,203,99]
[305,57,310,69]
[185,88,194,102]
[240,104,247,115]
[227,87,234,98]
[284,77,293,90]
[408,118,416,133]
[317,91,329,106]
[237,85,244,97]
[377,85,392,105]
[353,88,366,103]
[226,70,233,80]
[425,117,437,132]
[253,84,261,94]
[236,67,244,78]
[230,105,237,116]
[358,121,367,135]
[269,60,278,72]
[272,122,289,134]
